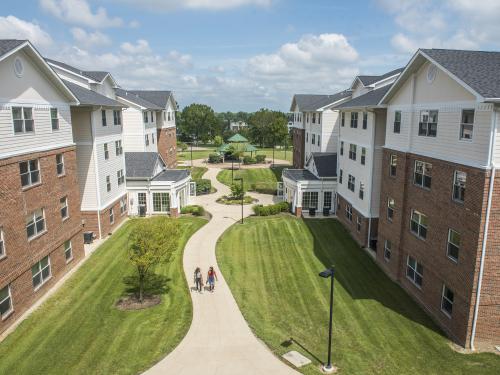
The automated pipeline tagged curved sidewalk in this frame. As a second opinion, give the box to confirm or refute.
[144,167,297,375]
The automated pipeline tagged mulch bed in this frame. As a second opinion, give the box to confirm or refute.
[115,295,161,311]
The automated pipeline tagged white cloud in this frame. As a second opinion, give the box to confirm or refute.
[40,0,123,28]
[0,15,53,48]
[120,40,152,54]
[114,0,271,11]
[129,20,140,28]
[70,27,111,48]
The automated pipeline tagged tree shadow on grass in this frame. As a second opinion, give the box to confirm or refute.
[122,273,171,298]
[303,218,443,335]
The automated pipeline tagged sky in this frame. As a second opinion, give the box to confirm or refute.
[1,0,500,112]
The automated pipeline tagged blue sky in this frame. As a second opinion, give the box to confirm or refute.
[1,0,499,111]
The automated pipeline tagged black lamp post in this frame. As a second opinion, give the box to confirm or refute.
[319,266,336,373]
[234,177,244,224]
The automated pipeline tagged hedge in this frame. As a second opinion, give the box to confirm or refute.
[208,153,223,163]
[252,201,290,216]
[255,154,266,163]
[195,179,212,195]
[243,156,256,165]
[180,205,205,216]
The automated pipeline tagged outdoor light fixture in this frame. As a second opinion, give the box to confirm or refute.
[234,177,244,224]
[319,266,336,373]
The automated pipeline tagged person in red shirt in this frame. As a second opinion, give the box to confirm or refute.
[207,266,218,292]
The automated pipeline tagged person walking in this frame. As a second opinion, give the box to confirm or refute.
[207,266,218,292]
[194,267,203,292]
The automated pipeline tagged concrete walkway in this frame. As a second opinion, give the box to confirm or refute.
[144,166,297,375]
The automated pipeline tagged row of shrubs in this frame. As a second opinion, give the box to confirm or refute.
[180,205,205,216]
[252,201,290,216]
[243,155,266,165]
[208,153,223,163]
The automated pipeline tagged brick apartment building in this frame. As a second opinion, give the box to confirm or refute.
[0,41,84,334]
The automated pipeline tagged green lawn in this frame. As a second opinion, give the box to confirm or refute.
[178,148,216,161]
[178,147,293,163]
[179,166,208,180]
[216,216,500,374]
[0,217,207,375]
[216,166,288,194]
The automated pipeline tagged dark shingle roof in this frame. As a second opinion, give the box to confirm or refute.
[83,71,109,82]
[336,85,392,109]
[46,58,111,83]
[292,90,351,111]
[62,80,124,108]
[282,169,319,182]
[310,153,337,178]
[115,88,163,110]
[0,40,26,58]
[421,49,500,98]
[127,90,173,108]
[125,152,163,178]
[358,68,404,86]
[152,169,190,182]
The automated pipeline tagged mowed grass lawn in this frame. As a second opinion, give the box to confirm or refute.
[178,146,293,163]
[0,217,207,375]
[217,165,288,194]
[216,216,500,374]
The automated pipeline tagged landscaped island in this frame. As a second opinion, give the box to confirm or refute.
[216,166,288,195]
[216,216,500,374]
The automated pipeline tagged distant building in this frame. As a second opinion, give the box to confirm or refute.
[230,121,247,132]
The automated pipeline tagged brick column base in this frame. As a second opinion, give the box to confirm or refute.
[170,207,179,217]
[295,207,302,217]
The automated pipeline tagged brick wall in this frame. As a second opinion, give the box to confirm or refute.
[292,128,305,169]
[157,127,177,168]
[0,146,84,334]
[82,194,128,239]
[336,194,370,248]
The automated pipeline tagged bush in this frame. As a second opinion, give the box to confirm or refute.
[181,205,205,216]
[243,156,256,165]
[177,141,188,151]
[208,153,223,163]
[195,179,212,195]
[255,154,266,163]
[253,201,290,216]
[230,183,245,199]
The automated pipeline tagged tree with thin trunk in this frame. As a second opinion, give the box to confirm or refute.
[128,217,180,302]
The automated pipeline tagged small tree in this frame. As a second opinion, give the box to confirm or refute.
[128,217,180,302]
[230,183,244,200]
[213,135,224,147]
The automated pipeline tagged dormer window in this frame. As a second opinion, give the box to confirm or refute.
[418,110,438,137]
[13,107,34,134]
[51,108,59,130]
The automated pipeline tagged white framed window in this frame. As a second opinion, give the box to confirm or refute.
[109,208,114,224]
[341,112,345,127]
[414,160,432,189]
[312,134,315,145]
[26,209,45,239]
[120,196,127,214]
[312,113,316,124]
[418,110,438,137]
[452,171,466,203]
[387,198,395,221]
[359,182,364,200]
[356,216,362,232]
[345,204,352,221]
[150,111,154,122]
[350,112,358,128]
[349,144,357,161]
[153,192,170,212]
[410,209,428,239]
[12,106,34,133]
[406,255,423,287]
[0,285,13,318]
[163,111,166,121]
[0,227,5,259]
[323,191,332,210]
[441,285,454,317]
[339,169,343,184]
[64,240,73,262]
[348,174,355,192]
[318,113,321,125]
[460,109,474,140]
[302,192,319,209]
[306,132,308,142]
[145,134,149,146]
[19,159,40,187]
[60,196,69,220]
[104,143,109,160]
[340,141,344,156]
[389,154,397,177]
[50,108,59,130]
[361,147,366,165]
[152,133,155,144]
[384,240,391,261]
[106,176,111,192]
[394,111,401,133]
[117,169,124,185]
[101,110,107,127]
[362,112,367,129]
[317,135,321,147]
[56,154,65,176]
[115,140,123,156]
[32,256,51,289]
[113,110,122,126]
[143,111,148,123]
[447,229,460,262]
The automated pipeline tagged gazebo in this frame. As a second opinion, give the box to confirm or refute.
[227,133,249,143]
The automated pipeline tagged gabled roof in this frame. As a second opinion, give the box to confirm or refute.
[125,152,164,179]
[127,90,175,108]
[308,153,337,178]
[0,40,26,59]
[63,80,124,108]
[357,68,404,87]
[282,169,319,182]
[46,58,116,85]
[290,90,351,111]
[336,84,392,109]
[115,88,163,110]
[152,169,190,182]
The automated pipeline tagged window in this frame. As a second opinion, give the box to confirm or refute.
[389,154,397,177]
[349,144,357,161]
[312,134,315,145]
[51,108,59,130]
[115,140,123,156]
[0,227,5,258]
[387,198,395,221]
[101,110,107,127]
[460,109,474,140]
[318,113,321,125]
[350,112,358,128]
[384,240,391,261]
[361,147,366,165]
[19,159,40,187]
[410,210,428,239]
[26,209,45,239]
[60,197,68,220]
[0,285,13,318]
[138,192,147,210]
[418,110,438,137]
[306,113,309,123]
[406,256,423,287]
[348,174,355,192]
[106,176,111,192]
[317,135,321,147]
[152,133,155,144]
[323,192,332,210]
[117,169,124,185]
[357,216,362,232]
[109,208,114,224]
[394,111,401,133]
[113,110,121,126]
[312,113,316,124]
[362,112,368,129]
[302,192,319,209]
[441,285,454,316]
[145,134,149,146]
[339,169,343,184]
[163,111,166,121]
[64,240,73,262]
[104,143,109,160]
[359,182,364,200]
[341,112,345,127]
[168,111,171,121]
[340,141,344,156]
[150,111,154,122]
[306,133,308,142]
[32,256,51,289]
[447,229,460,262]
[153,192,170,212]
[414,161,432,189]
[345,204,352,221]
[56,154,65,176]
[453,171,466,203]
[143,111,148,123]
[12,106,34,133]
[120,196,127,214]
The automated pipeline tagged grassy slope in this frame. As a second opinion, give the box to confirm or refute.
[216,166,288,193]
[216,216,500,375]
[0,217,207,375]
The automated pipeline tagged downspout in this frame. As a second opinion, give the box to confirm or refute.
[470,107,497,350]
[367,108,377,248]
